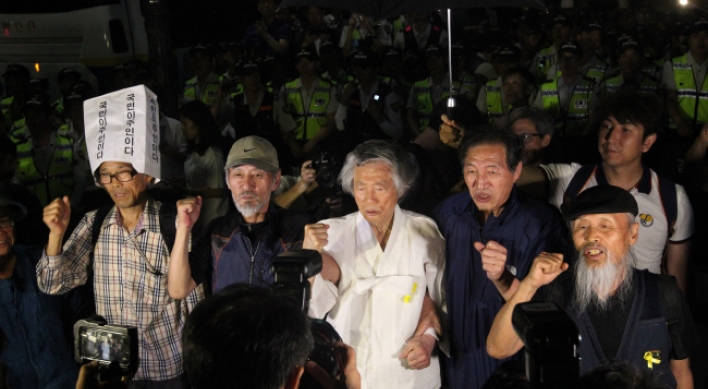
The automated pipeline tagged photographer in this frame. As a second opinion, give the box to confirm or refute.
[168,136,313,297]
[182,284,360,389]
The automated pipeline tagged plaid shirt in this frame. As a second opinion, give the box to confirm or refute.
[36,199,205,381]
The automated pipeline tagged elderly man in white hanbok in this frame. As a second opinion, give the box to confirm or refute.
[305,140,445,389]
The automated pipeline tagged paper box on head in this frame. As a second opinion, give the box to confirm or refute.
[83,85,160,186]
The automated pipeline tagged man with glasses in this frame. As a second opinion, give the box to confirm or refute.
[37,157,204,388]
[507,107,556,167]
[0,187,92,389]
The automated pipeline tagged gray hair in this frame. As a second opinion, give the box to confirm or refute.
[339,140,416,200]
[506,107,555,136]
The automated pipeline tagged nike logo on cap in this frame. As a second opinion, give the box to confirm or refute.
[244,148,257,152]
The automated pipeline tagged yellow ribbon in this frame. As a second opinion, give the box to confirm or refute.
[403,282,419,304]
[643,351,661,369]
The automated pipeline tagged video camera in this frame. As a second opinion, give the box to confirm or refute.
[512,301,580,388]
[270,249,348,389]
[74,317,139,381]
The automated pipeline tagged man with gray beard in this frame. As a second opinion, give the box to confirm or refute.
[487,185,695,388]
[167,136,311,297]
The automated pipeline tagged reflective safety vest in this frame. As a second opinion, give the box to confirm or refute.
[52,98,65,115]
[414,78,461,130]
[670,54,708,126]
[584,59,608,84]
[485,78,503,122]
[183,74,223,106]
[1,96,25,129]
[16,133,75,207]
[603,74,659,96]
[284,79,332,140]
[540,76,594,137]
[535,45,556,77]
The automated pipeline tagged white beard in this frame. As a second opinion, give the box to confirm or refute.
[572,247,634,313]
[233,191,266,217]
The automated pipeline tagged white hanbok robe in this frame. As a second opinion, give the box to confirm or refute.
[309,205,445,389]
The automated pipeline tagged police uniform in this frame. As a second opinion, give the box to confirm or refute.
[335,81,404,143]
[408,77,462,131]
[662,52,708,128]
[182,72,223,106]
[599,73,659,96]
[540,163,694,274]
[279,77,338,141]
[16,131,76,207]
[535,74,594,137]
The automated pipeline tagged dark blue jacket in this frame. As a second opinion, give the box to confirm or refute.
[434,189,570,389]
[0,245,93,389]
[189,204,311,294]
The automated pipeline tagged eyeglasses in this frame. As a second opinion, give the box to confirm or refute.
[0,218,14,229]
[517,133,541,144]
[95,170,138,185]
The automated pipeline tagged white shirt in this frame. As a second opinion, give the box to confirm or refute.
[541,163,695,273]
[309,206,445,389]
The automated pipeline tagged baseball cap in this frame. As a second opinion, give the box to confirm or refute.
[349,49,378,68]
[559,42,581,56]
[691,20,708,34]
[189,44,210,56]
[225,136,279,172]
[2,64,30,80]
[319,41,339,56]
[551,15,571,27]
[493,46,521,63]
[237,58,260,75]
[23,94,51,111]
[424,44,445,59]
[617,40,642,55]
[57,67,81,83]
[384,47,402,60]
[64,82,96,108]
[0,184,27,222]
[581,22,602,32]
[296,47,319,62]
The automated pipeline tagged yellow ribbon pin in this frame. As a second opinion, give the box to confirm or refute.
[403,282,419,304]
[643,351,661,369]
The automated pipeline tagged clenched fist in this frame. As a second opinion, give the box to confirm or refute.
[43,196,71,236]
[176,196,202,230]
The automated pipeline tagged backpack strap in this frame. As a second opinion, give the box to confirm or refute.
[91,205,113,248]
[657,275,685,359]
[158,200,178,253]
[561,164,598,213]
[656,174,678,239]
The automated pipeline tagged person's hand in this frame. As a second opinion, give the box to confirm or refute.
[303,139,318,155]
[340,82,358,105]
[255,20,268,38]
[439,114,465,149]
[697,123,708,145]
[525,252,567,289]
[399,334,436,370]
[348,14,358,28]
[43,196,71,236]
[474,240,508,282]
[176,196,202,230]
[75,361,132,389]
[298,160,317,190]
[303,223,330,252]
[305,343,360,389]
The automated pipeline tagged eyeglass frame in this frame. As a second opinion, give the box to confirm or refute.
[94,169,139,185]
[517,133,542,144]
[0,217,15,229]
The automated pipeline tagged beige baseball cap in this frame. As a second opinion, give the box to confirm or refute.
[224,136,279,172]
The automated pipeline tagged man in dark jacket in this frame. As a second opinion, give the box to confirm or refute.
[167,136,311,297]
[434,127,569,389]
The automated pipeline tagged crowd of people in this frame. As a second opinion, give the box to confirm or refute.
[1,1,707,389]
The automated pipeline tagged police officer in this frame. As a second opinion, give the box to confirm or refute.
[534,43,594,138]
[663,20,708,138]
[278,48,339,163]
[1,64,30,134]
[394,12,448,83]
[532,15,572,81]
[598,40,659,97]
[15,94,78,208]
[53,68,82,118]
[181,44,223,107]
[476,46,521,123]
[335,49,404,148]
[406,44,464,137]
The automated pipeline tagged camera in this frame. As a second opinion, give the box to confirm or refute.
[270,250,348,389]
[512,301,580,388]
[308,151,339,189]
[74,317,139,380]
